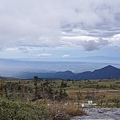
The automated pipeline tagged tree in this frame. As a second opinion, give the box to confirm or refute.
[34,76,39,100]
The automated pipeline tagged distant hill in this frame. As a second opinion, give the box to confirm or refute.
[1,58,120,77]
[73,65,120,80]
[15,65,120,80]
[0,76,3,79]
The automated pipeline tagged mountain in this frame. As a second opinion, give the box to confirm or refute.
[73,65,120,80]
[1,58,120,77]
[15,71,74,79]
[15,65,120,80]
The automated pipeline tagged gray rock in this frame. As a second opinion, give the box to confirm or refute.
[71,108,120,120]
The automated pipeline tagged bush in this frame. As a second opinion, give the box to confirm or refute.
[97,97,120,108]
[0,99,48,120]
[47,102,86,119]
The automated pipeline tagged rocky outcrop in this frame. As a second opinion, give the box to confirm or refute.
[71,108,120,120]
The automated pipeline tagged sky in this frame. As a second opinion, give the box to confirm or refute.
[0,0,120,63]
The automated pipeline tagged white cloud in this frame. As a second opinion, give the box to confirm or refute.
[36,53,52,57]
[109,34,120,46]
[62,54,70,58]
[61,36,109,51]
[0,0,120,52]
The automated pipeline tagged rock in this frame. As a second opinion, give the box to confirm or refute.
[71,108,120,120]
[114,111,120,115]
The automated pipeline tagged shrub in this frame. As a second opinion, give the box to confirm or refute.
[0,99,48,120]
[47,102,86,119]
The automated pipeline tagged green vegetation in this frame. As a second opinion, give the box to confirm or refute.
[0,78,120,119]
[0,98,47,120]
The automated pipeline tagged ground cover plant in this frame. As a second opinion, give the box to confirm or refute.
[0,78,120,119]
[0,98,48,120]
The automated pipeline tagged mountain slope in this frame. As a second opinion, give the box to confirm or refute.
[74,65,120,80]
[15,65,120,80]
[91,65,120,79]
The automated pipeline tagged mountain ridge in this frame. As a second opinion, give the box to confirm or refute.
[15,65,120,80]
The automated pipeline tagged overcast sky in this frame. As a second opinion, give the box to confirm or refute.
[0,0,120,62]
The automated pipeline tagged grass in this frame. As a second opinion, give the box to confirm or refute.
[0,78,120,119]
[0,98,86,120]
[49,102,85,115]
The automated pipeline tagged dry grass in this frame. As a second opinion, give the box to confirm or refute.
[63,105,86,117]
[46,101,86,118]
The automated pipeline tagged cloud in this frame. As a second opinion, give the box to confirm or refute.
[0,0,120,51]
[81,39,109,51]
[108,33,120,46]
[18,47,29,53]
[62,35,109,51]
[62,54,70,58]
[35,53,52,57]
